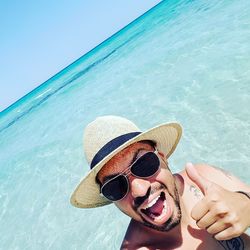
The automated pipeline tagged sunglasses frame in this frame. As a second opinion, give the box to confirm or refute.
[100,149,161,202]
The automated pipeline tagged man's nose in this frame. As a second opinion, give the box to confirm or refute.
[130,178,151,199]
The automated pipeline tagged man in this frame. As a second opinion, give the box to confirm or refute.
[71,116,250,249]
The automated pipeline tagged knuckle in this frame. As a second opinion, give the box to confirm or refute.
[214,233,224,241]
[213,204,226,215]
[191,210,197,220]
[197,220,205,229]
[226,213,239,224]
[191,207,200,220]
[207,226,216,234]
[232,224,243,236]
[210,193,219,202]
[214,206,222,214]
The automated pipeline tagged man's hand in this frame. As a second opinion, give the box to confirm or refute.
[185,163,250,240]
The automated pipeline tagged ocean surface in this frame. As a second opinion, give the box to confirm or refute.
[1,0,250,249]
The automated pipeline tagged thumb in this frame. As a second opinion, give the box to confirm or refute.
[185,162,212,195]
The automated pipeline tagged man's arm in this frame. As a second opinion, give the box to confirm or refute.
[194,163,250,192]
[186,163,250,241]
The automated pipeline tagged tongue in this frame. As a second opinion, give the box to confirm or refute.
[147,197,164,216]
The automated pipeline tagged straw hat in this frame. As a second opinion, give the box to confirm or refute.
[70,115,182,208]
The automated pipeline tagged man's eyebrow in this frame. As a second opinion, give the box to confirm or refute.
[129,148,144,166]
[102,147,151,184]
[102,174,119,184]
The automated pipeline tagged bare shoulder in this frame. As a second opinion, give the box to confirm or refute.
[121,221,176,250]
[190,163,250,191]
[120,219,148,250]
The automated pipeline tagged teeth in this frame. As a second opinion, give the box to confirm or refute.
[145,195,160,209]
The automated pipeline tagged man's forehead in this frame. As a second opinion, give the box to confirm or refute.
[108,140,155,162]
[118,141,154,155]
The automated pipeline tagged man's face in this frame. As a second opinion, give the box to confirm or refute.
[97,142,181,232]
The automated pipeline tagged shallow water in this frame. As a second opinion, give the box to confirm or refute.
[1,0,250,249]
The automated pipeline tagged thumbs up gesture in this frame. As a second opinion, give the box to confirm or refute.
[185,163,250,241]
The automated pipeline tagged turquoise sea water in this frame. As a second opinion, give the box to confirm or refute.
[1,0,250,249]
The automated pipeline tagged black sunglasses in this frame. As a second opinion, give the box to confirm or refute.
[100,150,160,201]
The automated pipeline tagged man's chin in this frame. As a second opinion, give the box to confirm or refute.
[142,214,181,232]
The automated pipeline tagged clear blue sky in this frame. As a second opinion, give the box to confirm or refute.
[0,0,161,112]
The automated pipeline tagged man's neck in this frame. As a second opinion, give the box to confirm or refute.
[174,173,190,226]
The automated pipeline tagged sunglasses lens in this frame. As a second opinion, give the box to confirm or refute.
[131,152,160,177]
[102,175,128,201]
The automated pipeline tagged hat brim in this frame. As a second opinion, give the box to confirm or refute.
[70,122,182,208]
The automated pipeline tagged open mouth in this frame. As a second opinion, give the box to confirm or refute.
[141,192,168,222]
